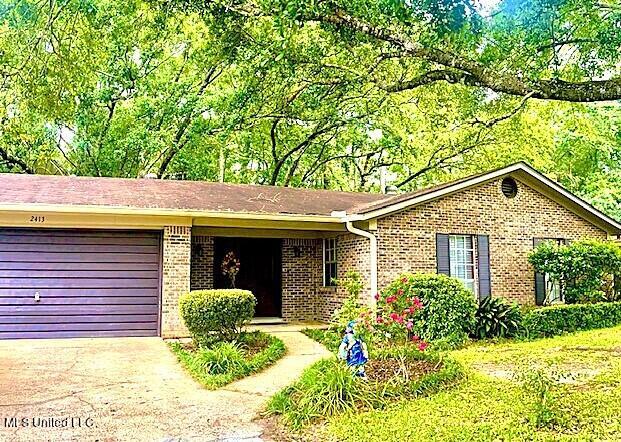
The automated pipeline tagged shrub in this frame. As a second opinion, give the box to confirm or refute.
[179,289,256,345]
[379,273,477,342]
[529,239,621,304]
[522,301,621,338]
[330,271,366,332]
[473,297,522,339]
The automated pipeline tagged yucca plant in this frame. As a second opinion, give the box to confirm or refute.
[474,297,522,339]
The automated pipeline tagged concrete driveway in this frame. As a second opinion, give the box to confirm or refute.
[0,332,331,441]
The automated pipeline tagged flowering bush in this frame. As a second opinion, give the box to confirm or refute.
[371,284,428,351]
[378,273,477,342]
[221,251,241,288]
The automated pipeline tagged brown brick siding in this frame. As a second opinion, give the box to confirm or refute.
[190,235,214,290]
[375,177,607,304]
[281,239,321,321]
[314,234,372,321]
[161,226,191,338]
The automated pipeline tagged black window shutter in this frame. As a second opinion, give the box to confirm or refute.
[477,235,491,301]
[436,233,450,276]
[533,238,546,306]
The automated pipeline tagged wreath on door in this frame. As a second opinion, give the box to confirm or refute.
[221,251,241,288]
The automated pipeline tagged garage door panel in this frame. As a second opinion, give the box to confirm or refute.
[0,270,159,278]
[0,252,159,263]
[0,278,159,289]
[0,229,158,239]
[0,330,157,339]
[0,304,159,315]
[0,229,161,339]
[0,243,160,253]
[0,262,159,271]
[0,235,160,246]
[0,288,158,297]
[0,321,158,333]
[0,296,159,305]
[0,314,159,324]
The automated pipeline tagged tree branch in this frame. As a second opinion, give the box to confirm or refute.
[317,9,621,102]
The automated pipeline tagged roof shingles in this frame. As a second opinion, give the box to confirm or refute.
[0,174,388,216]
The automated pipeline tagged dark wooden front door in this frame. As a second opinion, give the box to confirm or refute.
[213,238,282,317]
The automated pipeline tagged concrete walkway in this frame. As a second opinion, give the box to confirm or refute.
[0,330,331,442]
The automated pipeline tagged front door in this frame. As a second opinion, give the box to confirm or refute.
[213,237,282,317]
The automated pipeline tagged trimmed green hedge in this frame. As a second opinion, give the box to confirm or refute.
[179,289,256,345]
[523,301,621,338]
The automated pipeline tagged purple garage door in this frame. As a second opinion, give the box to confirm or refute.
[0,229,161,339]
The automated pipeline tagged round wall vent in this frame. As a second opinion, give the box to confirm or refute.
[501,177,518,198]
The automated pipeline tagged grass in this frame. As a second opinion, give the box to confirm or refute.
[169,331,285,389]
[325,325,621,441]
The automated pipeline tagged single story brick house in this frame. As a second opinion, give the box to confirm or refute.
[0,162,619,339]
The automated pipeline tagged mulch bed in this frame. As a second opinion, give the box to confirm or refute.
[365,358,441,383]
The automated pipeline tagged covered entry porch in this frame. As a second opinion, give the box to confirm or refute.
[189,226,365,323]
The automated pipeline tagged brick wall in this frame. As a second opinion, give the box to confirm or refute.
[314,233,372,321]
[281,238,321,321]
[190,235,214,290]
[161,226,192,338]
[375,177,607,304]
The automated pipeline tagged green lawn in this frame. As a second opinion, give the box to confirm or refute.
[326,326,621,441]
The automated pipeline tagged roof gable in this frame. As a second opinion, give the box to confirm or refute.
[345,162,621,235]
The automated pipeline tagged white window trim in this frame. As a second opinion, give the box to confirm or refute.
[449,234,478,296]
[323,238,338,287]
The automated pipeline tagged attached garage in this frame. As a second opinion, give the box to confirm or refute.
[0,229,162,339]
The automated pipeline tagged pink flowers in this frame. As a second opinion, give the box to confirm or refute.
[386,295,397,304]
[389,312,404,324]
[374,292,380,301]
[410,334,428,351]
[406,320,413,331]
[411,297,423,309]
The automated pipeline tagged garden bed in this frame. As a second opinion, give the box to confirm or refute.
[267,331,463,429]
[168,331,285,389]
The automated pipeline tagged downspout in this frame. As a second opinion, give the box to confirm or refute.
[332,211,378,308]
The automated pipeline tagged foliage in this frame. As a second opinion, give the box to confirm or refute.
[267,358,381,429]
[1,0,621,224]
[178,289,256,346]
[473,297,522,339]
[514,365,570,429]
[379,273,477,342]
[267,350,463,429]
[329,270,366,332]
[303,328,342,354]
[529,239,621,304]
[168,331,285,389]
[327,326,621,441]
[522,301,621,339]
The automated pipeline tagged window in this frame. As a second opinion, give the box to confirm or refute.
[323,238,337,286]
[449,235,477,293]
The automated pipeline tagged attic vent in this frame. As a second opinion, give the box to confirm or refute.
[501,177,518,198]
